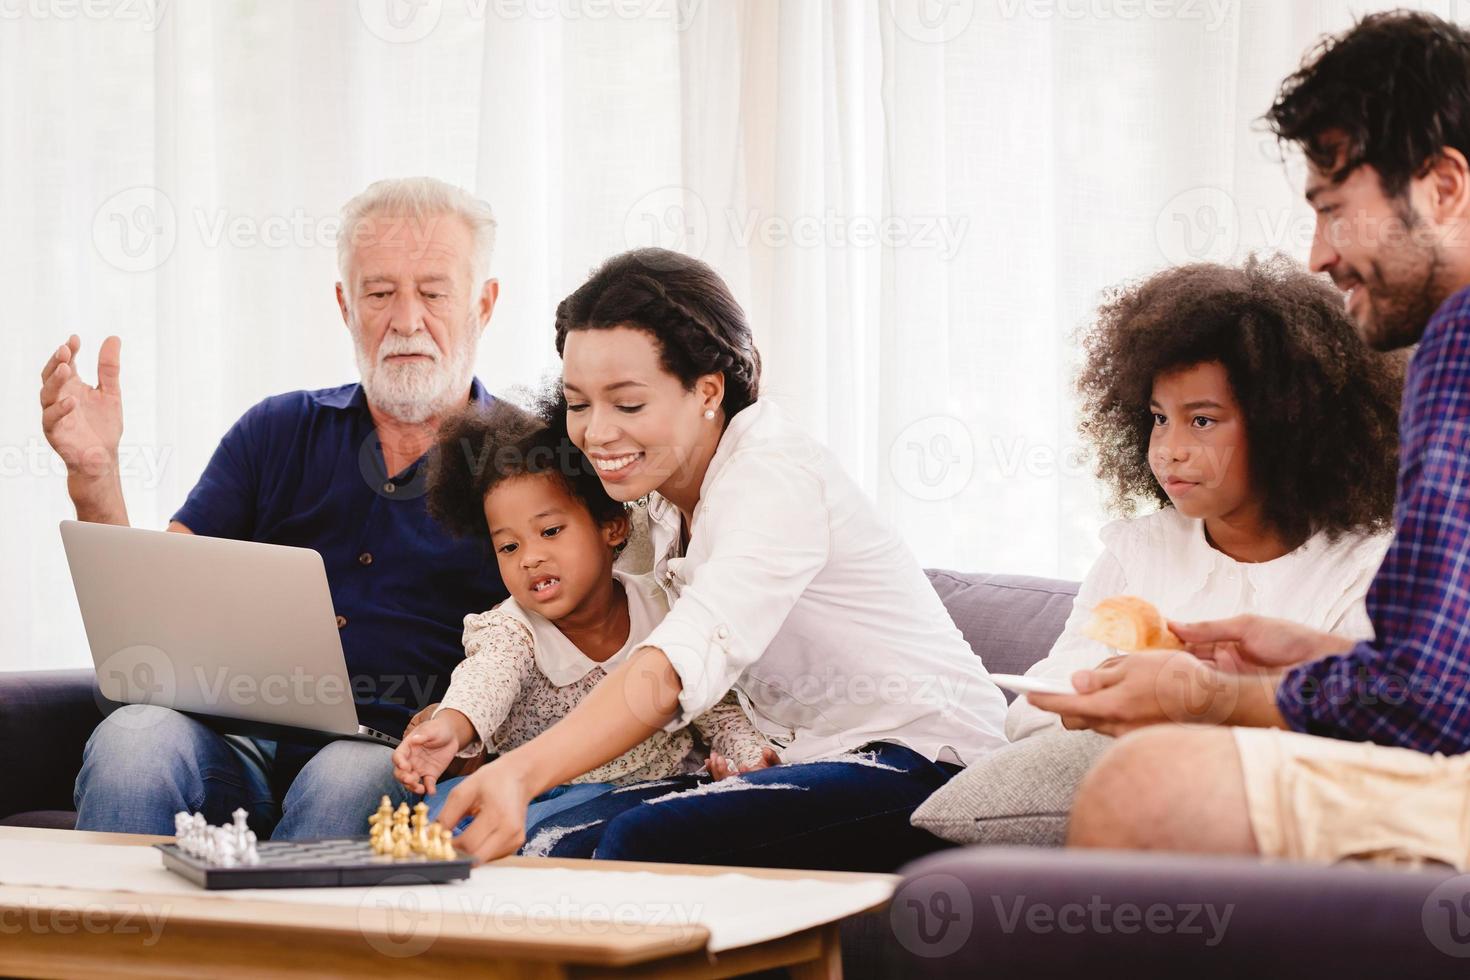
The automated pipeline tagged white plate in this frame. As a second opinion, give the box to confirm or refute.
[989,673,1077,696]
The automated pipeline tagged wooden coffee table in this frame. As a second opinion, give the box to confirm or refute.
[0,827,894,979]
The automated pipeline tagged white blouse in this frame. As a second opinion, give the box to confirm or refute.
[635,399,1010,767]
[1005,506,1392,742]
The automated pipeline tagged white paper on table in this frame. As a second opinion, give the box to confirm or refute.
[0,839,894,953]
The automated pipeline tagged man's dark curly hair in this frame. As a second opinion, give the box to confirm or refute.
[1265,10,1470,196]
[1076,255,1403,545]
[427,399,626,541]
[554,248,761,418]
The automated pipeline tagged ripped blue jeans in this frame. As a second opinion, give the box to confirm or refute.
[425,777,615,836]
[517,741,961,872]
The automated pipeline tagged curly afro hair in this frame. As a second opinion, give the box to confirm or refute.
[1076,254,1403,545]
[554,248,761,419]
[427,398,627,541]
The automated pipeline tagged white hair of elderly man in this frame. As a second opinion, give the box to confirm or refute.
[338,177,497,425]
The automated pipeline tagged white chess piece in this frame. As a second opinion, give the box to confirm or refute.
[241,830,260,865]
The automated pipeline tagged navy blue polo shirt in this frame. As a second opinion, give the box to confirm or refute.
[172,380,507,754]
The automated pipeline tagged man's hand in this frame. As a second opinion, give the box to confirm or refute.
[1170,615,1355,672]
[435,755,537,863]
[708,746,780,780]
[1029,649,1246,736]
[40,335,124,479]
[392,711,472,795]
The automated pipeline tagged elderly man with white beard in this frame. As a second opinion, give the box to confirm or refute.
[40,178,510,839]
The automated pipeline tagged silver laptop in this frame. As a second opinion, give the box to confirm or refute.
[60,520,400,748]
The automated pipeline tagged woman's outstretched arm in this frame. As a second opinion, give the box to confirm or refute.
[434,645,682,861]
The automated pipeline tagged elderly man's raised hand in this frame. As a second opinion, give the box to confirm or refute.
[40,335,124,480]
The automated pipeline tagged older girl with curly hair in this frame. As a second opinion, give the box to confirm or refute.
[1007,255,1403,741]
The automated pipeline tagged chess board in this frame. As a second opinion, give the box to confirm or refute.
[156,837,472,890]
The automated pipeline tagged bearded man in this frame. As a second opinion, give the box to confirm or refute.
[41,177,509,839]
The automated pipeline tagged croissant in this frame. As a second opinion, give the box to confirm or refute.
[1082,595,1184,653]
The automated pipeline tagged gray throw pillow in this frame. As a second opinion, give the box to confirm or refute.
[911,729,1113,847]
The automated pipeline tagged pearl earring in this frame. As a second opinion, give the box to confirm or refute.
[704,409,716,420]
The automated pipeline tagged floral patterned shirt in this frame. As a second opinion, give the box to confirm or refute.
[436,570,770,785]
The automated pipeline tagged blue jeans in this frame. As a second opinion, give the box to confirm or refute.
[520,742,962,871]
[74,705,410,840]
[426,778,614,835]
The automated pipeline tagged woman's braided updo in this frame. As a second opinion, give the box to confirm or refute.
[554,248,761,417]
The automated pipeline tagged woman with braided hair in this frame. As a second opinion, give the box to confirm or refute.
[435,248,1010,869]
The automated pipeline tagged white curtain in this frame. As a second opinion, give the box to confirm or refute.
[3,0,1450,671]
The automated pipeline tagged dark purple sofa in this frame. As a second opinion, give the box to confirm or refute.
[3,571,1461,976]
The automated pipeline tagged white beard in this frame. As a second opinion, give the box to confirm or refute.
[353,319,478,424]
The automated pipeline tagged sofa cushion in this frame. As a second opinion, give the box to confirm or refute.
[0,669,104,820]
[911,729,1112,846]
[0,810,79,831]
[925,570,1078,695]
[885,846,1460,978]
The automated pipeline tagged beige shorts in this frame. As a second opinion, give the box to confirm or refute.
[1234,727,1470,871]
